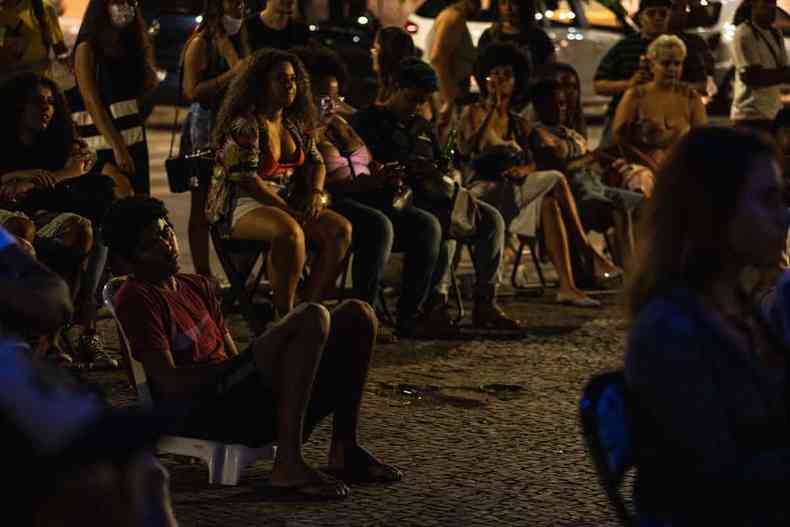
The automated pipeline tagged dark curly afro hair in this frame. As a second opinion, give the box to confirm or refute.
[473,42,531,109]
[102,196,170,262]
[291,45,349,93]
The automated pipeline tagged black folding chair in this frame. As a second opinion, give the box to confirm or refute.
[510,235,551,296]
[579,370,635,526]
[210,225,272,335]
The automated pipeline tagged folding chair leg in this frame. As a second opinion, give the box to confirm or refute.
[511,238,544,296]
[449,264,464,326]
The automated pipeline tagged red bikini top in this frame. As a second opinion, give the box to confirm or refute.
[259,127,305,180]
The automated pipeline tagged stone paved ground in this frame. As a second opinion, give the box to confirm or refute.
[86,283,627,527]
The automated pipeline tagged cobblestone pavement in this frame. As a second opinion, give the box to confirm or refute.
[87,281,627,527]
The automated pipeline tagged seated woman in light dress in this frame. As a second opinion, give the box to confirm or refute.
[460,43,621,306]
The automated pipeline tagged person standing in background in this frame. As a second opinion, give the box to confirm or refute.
[0,0,71,84]
[244,0,310,52]
[427,0,480,137]
[180,0,249,280]
[731,0,790,132]
[68,0,158,196]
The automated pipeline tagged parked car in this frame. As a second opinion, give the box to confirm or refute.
[406,0,756,117]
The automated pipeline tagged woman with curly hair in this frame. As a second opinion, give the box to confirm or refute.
[461,43,621,306]
[0,72,122,367]
[210,48,352,316]
[180,0,250,279]
[67,0,159,196]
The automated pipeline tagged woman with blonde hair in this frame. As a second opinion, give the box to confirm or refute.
[612,34,707,177]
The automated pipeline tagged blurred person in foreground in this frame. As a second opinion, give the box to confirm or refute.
[0,224,178,526]
[625,126,790,525]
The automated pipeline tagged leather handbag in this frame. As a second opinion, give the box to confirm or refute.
[165,149,215,193]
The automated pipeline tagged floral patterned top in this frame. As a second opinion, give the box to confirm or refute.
[206,112,322,227]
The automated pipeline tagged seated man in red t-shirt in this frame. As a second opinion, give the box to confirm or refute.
[102,197,402,501]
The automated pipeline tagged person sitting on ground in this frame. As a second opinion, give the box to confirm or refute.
[478,0,556,74]
[0,224,178,527]
[352,58,522,330]
[529,77,644,270]
[612,34,708,171]
[625,126,790,525]
[461,44,621,305]
[0,72,125,367]
[210,48,352,317]
[291,45,395,320]
[179,0,250,280]
[104,196,402,500]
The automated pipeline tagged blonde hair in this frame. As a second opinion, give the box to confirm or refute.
[647,34,687,60]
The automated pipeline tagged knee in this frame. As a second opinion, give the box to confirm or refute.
[419,210,443,245]
[551,172,571,195]
[299,302,332,340]
[328,216,353,253]
[63,216,94,255]
[3,216,35,242]
[274,222,305,252]
[371,213,394,250]
[337,299,376,327]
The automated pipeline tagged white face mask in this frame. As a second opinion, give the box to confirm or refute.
[109,3,136,28]
[222,15,243,36]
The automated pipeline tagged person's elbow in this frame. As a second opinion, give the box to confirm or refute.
[593,80,609,95]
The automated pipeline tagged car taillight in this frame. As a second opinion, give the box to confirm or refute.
[404,20,418,34]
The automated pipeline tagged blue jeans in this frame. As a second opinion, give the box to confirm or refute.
[331,197,394,305]
[352,192,448,327]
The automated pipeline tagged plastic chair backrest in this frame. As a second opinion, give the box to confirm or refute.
[102,276,153,408]
[579,370,634,526]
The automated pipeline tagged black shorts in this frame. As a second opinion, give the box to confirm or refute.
[176,345,340,447]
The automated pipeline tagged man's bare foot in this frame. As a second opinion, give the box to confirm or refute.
[270,459,349,499]
[327,444,403,484]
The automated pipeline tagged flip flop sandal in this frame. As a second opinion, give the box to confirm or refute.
[263,479,350,501]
